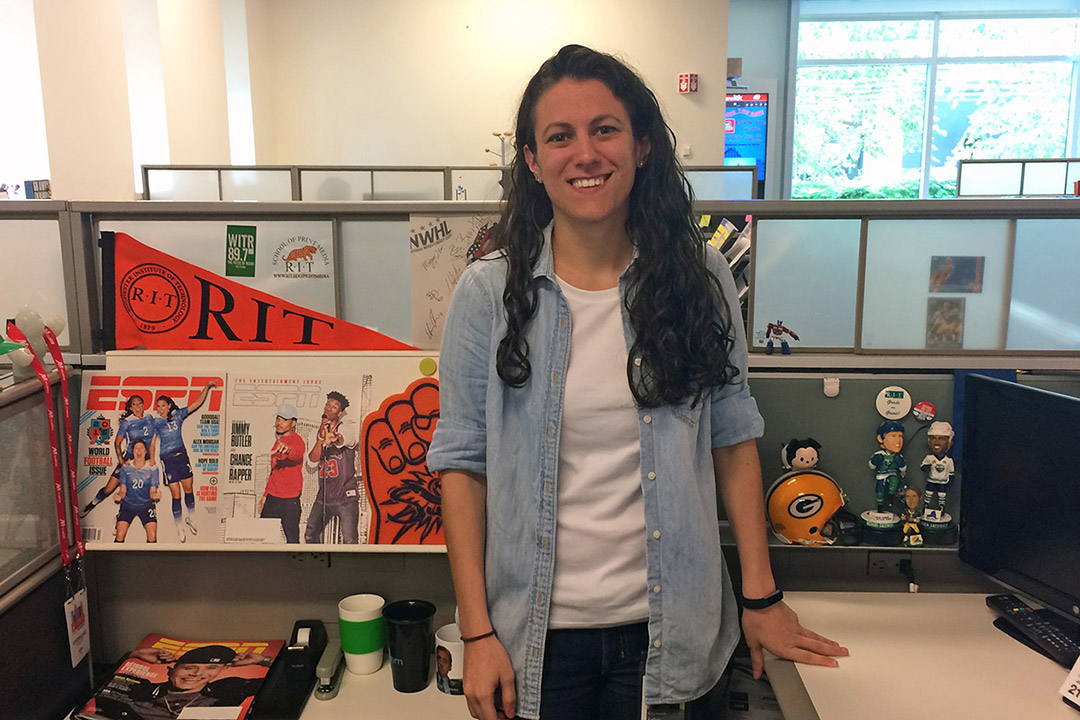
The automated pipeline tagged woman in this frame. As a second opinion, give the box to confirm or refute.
[154,380,217,542]
[114,439,161,542]
[82,394,158,517]
[427,46,846,720]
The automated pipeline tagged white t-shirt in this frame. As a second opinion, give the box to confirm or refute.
[548,276,649,628]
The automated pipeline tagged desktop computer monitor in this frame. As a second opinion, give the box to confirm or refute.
[724,92,768,197]
[959,374,1080,626]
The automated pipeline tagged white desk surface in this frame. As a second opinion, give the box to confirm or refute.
[766,592,1077,720]
[301,662,472,719]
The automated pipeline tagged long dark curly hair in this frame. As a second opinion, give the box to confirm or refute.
[490,44,739,407]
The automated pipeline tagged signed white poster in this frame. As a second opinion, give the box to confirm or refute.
[409,214,496,349]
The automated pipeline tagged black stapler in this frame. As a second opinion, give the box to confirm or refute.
[248,620,328,720]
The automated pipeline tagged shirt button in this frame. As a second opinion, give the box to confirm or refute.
[634,357,642,366]
[643,415,652,424]
[647,471,656,480]
[652,530,661,539]
[653,585,661,593]
[653,640,662,648]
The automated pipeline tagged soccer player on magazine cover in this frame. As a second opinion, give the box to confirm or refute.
[83,394,158,517]
[114,440,161,543]
[153,381,218,542]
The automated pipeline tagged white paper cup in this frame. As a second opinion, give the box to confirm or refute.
[434,623,465,695]
[338,594,386,674]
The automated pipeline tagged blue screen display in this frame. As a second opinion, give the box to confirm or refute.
[725,93,769,182]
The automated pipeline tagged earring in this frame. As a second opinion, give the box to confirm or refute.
[535,175,543,184]
[637,161,645,168]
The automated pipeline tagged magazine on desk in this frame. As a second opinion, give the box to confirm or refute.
[77,358,444,549]
[75,634,284,720]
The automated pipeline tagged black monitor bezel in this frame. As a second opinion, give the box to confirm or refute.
[958,374,1080,626]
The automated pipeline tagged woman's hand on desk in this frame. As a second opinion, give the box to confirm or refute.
[463,634,516,719]
[741,601,848,678]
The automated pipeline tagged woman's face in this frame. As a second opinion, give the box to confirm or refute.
[524,78,649,232]
[129,396,144,415]
[156,398,169,415]
[133,442,147,461]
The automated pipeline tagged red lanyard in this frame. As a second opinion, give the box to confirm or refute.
[41,327,86,560]
[5,322,81,572]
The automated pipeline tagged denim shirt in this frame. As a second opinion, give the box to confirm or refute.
[427,226,765,719]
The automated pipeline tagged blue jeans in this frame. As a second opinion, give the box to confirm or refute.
[539,623,729,720]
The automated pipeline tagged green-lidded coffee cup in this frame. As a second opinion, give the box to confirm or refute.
[338,594,386,674]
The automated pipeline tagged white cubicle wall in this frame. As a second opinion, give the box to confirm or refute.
[0,219,71,346]
[686,166,759,200]
[221,169,294,201]
[1009,219,1080,350]
[751,218,861,349]
[743,199,1080,357]
[0,202,85,353]
[957,158,1080,197]
[0,379,65,598]
[860,219,1011,351]
[144,168,221,201]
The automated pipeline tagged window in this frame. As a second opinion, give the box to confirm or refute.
[792,13,1079,199]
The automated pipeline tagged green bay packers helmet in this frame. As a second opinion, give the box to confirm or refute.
[766,470,848,546]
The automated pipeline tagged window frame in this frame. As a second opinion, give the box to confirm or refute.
[788,9,1080,199]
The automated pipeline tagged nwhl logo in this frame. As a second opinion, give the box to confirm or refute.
[86,415,113,445]
[85,375,225,412]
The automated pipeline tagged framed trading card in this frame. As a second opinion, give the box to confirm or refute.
[929,255,984,294]
[926,297,965,349]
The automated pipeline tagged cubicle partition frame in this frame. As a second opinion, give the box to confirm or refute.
[141,164,506,202]
[141,164,761,202]
[956,157,1080,197]
[0,372,67,602]
[141,164,300,201]
[698,197,1080,367]
[0,200,89,360]
[294,165,506,202]
[49,197,1080,369]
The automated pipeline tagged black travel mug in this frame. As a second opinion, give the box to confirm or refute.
[383,599,437,692]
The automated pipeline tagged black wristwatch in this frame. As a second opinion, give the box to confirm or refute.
[741,589,784,610]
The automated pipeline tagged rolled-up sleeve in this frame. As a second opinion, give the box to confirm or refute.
[706,247,765,448]
[427,267,496,476]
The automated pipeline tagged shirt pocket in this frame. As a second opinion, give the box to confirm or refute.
[671,396,701,429]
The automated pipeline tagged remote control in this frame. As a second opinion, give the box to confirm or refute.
[987,593,1080,668]
[986,593,1034,617]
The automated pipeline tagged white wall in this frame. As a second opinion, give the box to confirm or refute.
[246,0,730,166]
[23,0,730,199]
[157,0,232,163]
[0,0,50,192]
[33,0,136,200]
